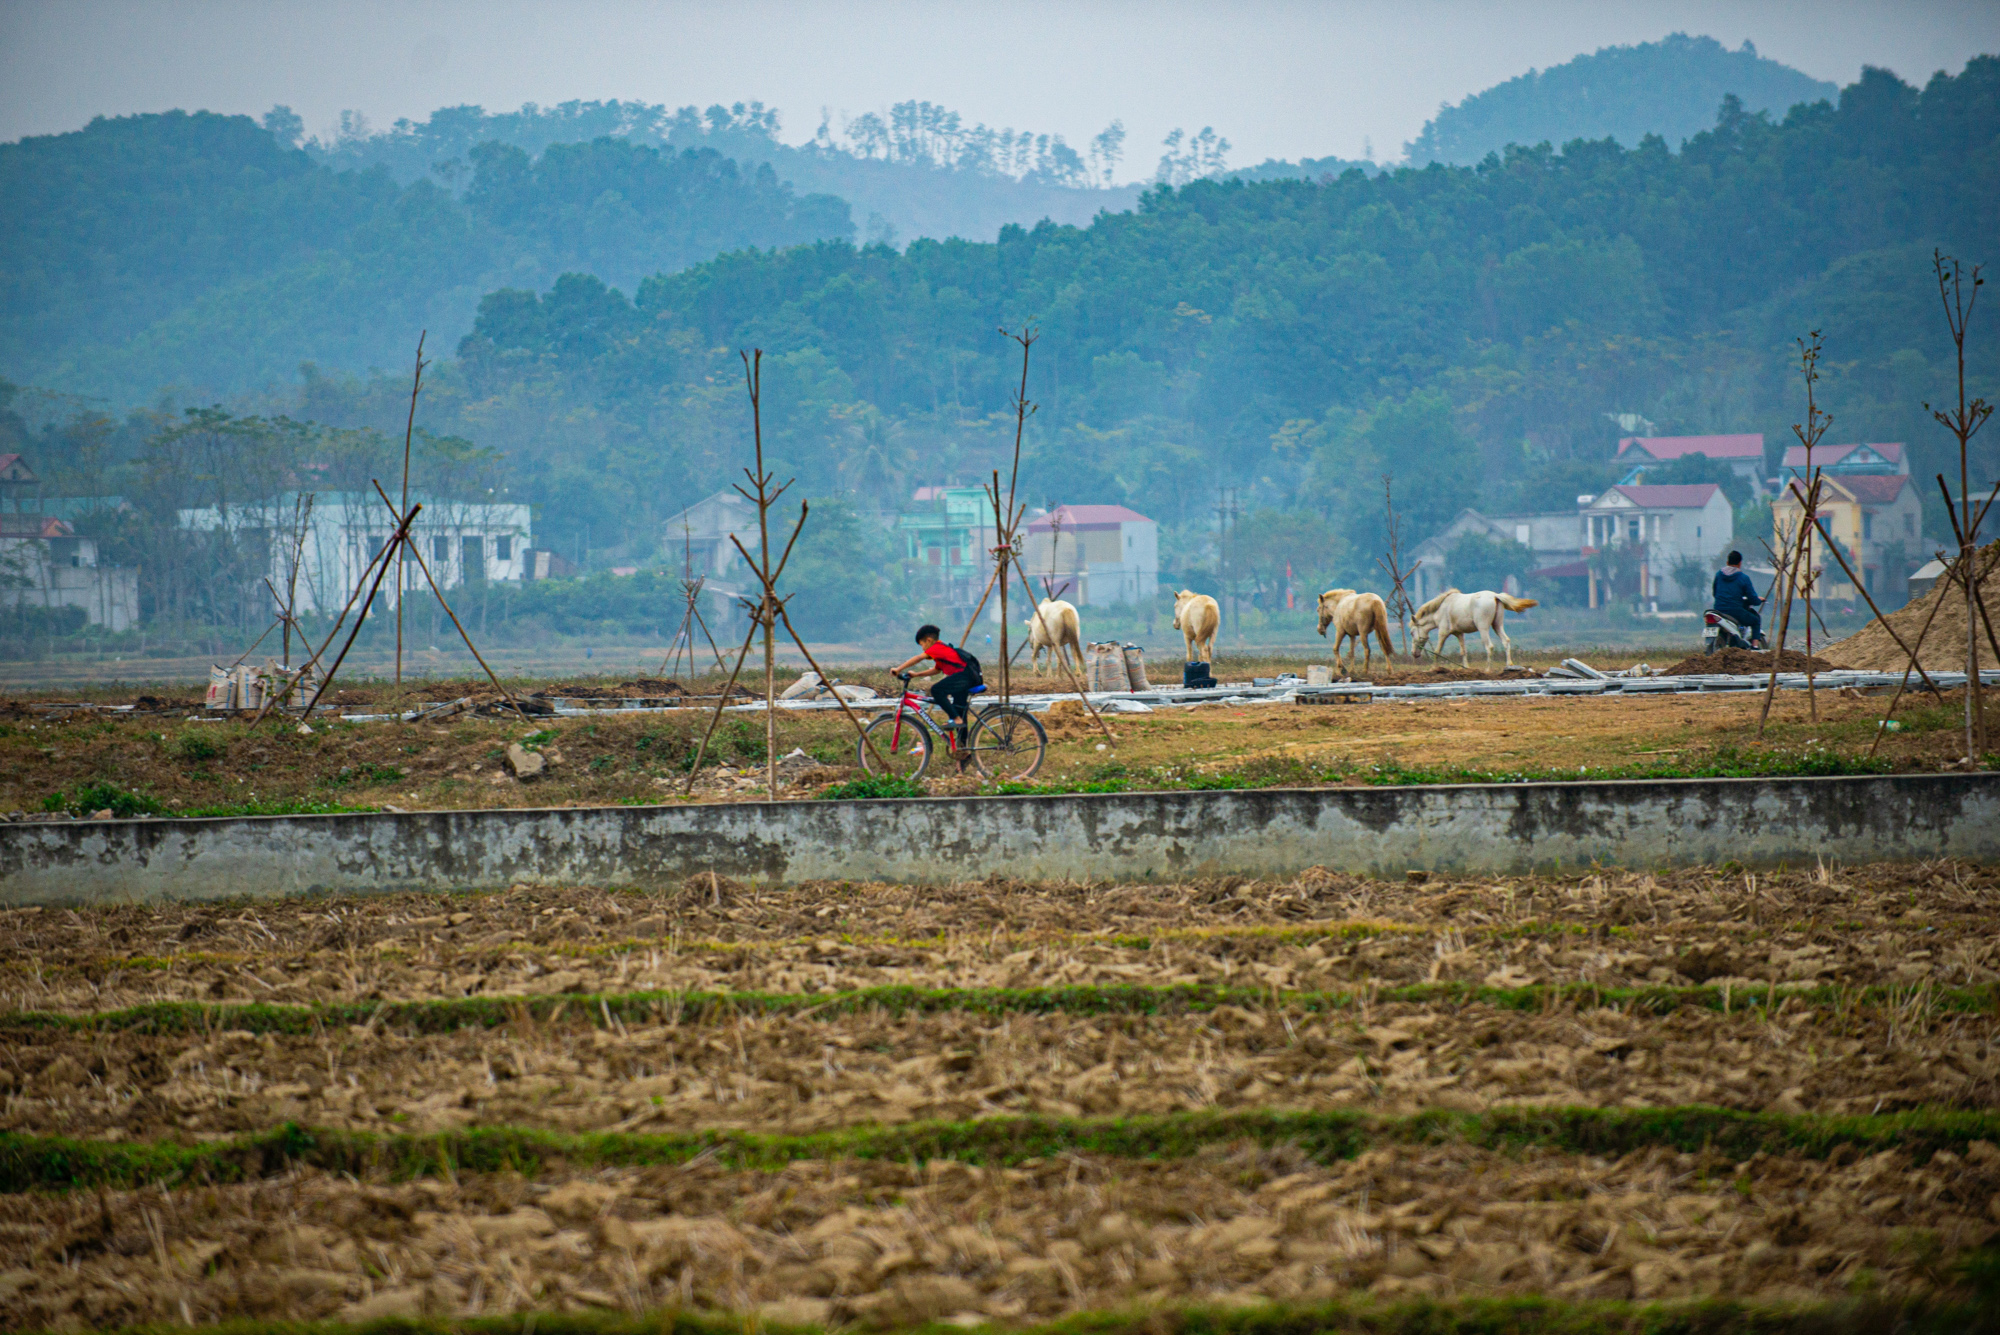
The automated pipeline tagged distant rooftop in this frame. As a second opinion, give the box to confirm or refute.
[1616,434,1764,460]
[1602,483,1723,508]
[1025,504,1153,530]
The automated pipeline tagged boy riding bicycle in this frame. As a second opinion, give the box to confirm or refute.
[891,624,981,740]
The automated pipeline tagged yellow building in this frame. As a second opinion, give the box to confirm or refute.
[1769,473,1924,603]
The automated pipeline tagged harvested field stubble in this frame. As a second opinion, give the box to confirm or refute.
[1,995,1994,1141]
[3,1137,1998,1328]
[3,862,1997,1329]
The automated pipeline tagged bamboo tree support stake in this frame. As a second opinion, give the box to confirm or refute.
[993,469,1011,703]
[394,332,427,688]
[252,534,401,726]
[1937,477,2000,695]
[996,324,1039,703]
[1808,512,1943,701]
[1869,548,1964,758]
[1757,498,1815,735]
[1377,475,1420,659]
[775,603,892,776]
[1760,331,1832,735]
[1009,554,1115,742]
[682,619,763,795]
[680,509,809,797]
[1929,251,1993,760]
[303,503,422,721]
[371,481,527,719]
[955,565,1001,649]
[732,350,794,795]
[728,520,890,777]
[1933,537,2000,677]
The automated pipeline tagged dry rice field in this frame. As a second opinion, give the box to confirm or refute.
[2,863,1998,1333]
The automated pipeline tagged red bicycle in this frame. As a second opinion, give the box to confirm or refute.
[858,672,1047,781]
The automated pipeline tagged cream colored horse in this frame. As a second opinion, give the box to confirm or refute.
[1411,588,1539,667]
[1315,589,1394,674]
[1171,589,1220,663]
[1024,598,1083,674]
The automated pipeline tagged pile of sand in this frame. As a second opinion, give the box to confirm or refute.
[1824,539,2000,671]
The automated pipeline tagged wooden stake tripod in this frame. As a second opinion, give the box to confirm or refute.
[660,528,728,682]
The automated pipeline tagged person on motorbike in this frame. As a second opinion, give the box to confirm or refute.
[1711,551,1767,647]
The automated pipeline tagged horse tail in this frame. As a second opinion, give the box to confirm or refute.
[1495,593,1539,612]
[1371,600,1394,658]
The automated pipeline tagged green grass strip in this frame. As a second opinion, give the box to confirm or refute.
[65,1292,2000,1335]
[7,1104,1998,1196]
[4,978,1991,1038]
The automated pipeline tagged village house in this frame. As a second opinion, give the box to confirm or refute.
[1779,440,1908,488]
[0,455,140,631]
[179,492,532,615]
[1770,471,1926,605]
[1408,508,1581,604]
[1615,433,1767,492]
[1578,483,1735,610]
[1019,504,1159,608]
[895,486,998,611]
[660,491,763,581]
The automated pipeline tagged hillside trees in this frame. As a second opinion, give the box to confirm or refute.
[414,58,1997,583]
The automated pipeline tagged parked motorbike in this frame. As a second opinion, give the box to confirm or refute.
[1702,608,1766,653]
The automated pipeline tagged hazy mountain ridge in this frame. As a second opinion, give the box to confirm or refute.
[304,98,1146,250]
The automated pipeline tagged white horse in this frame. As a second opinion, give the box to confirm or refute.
[1315,589,1394,674]
[1171,589,1220,663]
[1024,598,1083,674]
[1411,588,1539,667]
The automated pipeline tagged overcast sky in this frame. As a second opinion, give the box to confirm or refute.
[2,0,1995,175]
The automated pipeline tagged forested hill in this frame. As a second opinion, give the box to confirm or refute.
[412,60,1994,579]
[305,99,1145,251]
[1407,33,1837,164]
[0,109,853,399]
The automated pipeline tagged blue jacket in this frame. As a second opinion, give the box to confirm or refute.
[1712,568,1762,618]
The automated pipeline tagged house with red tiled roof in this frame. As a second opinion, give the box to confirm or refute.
[1779,441,1907,488]
[1615,434,1766,491]
[1771,470,1926,604]
[1021,504,1158,607]
[1579,483,1735,610]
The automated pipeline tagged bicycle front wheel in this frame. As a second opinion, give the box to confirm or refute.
[859,712,932,780]
[968,705,1047,781]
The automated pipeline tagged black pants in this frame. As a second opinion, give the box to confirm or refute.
[1728,608,1763,642]
[931,671,977,724]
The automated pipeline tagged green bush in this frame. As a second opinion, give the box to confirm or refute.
[816,775,926,800]
[173,732,226,763]
[42,783,166,818]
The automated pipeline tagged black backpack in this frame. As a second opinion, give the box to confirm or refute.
[949,644,983,682]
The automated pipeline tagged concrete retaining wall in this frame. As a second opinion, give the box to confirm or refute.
[2,774,1995,906]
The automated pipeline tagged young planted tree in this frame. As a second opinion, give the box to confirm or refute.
[1375,476,1420,658]
[1927,252,1993,760]
[1759,331,1831,734]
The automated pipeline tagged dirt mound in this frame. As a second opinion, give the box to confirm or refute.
[1365,663,1535,683]
[1825,539,1999,670]
[616,678,687,695]
[1661,646,1840,677]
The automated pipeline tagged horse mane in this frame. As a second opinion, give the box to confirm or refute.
[1414,588,1458,620]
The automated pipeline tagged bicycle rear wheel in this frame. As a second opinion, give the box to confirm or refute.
[968,705,1047,781]
[859,712,932,780]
